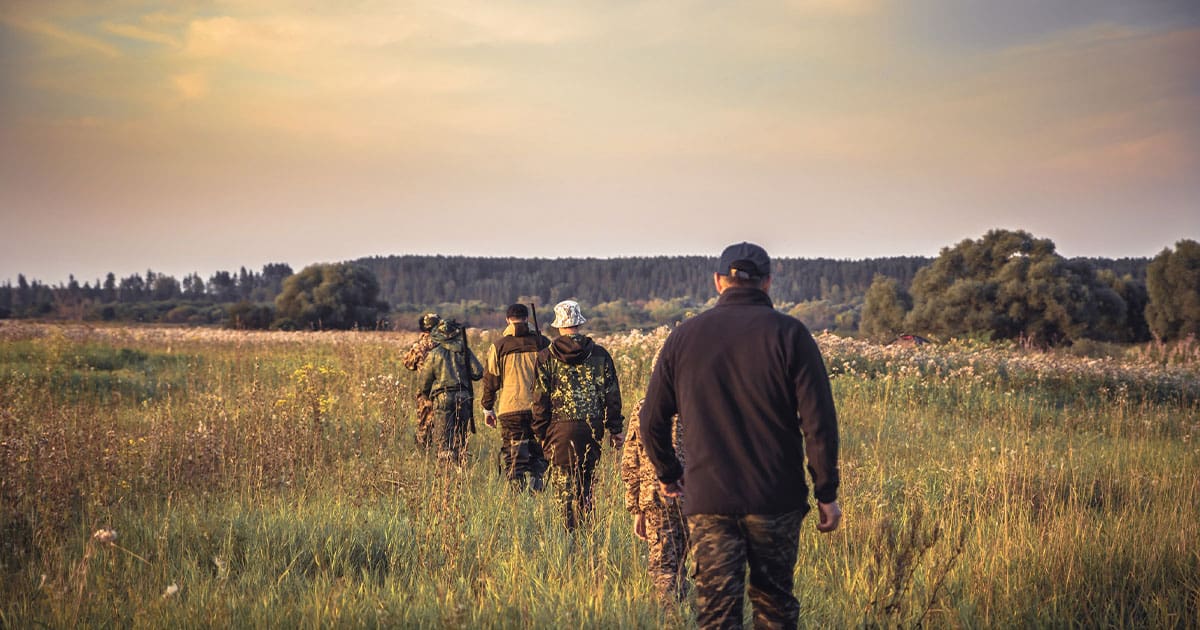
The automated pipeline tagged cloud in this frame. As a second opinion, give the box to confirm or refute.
[1043,132,1196,182]
[102,20,179,47]
[170,71,207,99]
[786,0,882,16]
[1,14,122,57]
[428,1,591,46]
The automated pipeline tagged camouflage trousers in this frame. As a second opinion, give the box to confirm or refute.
[644,499,689,604]
[543,421,601,531]
[431,390,474,463]
[688,508,807,629]
[414,393,436,448]
[498,411,547,491]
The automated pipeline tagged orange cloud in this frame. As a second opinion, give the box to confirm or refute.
[1,14,122,57]
[102,20,179,47]
[170,72,208,100]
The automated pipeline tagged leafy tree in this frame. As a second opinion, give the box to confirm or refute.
[905,229,1126,346]
[208,271,238,302]
[787,300,840,332]
[101,273,117,302]
[860,275,912,340]
[255,263,294,302]
[181,273,206,299]
[274,263,389,330]
[226,301,275,330]
[1145,239,1200,341]
[1097,270,1151,343]
[117,274,145,303]
[151,275,181,301]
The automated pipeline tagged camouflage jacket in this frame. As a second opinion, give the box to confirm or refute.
[418,323,483,398]
[532,333,623,441]
[402,332,437,372]
[621,398,684,515]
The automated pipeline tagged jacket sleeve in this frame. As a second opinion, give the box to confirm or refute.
[620,400,645,514]
[601,348,623,436]
[480,344,501,412]
[401,335,427,371]
[641,334,683,484]
[468,349,483,382]
[793,326,840,503]
[418,348,439,398]
[530,350,552,442]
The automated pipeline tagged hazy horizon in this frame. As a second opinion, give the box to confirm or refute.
[3,1,1198,286]
[0,241,1170,289]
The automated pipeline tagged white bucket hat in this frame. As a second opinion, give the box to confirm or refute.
[551,300,587,328]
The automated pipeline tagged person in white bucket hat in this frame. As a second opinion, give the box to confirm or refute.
[533,299,624,530]
[550,300,587,328]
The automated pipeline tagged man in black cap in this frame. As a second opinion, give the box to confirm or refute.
[639,241,842,629]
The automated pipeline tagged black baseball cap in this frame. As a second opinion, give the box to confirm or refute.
[716,242,770,279]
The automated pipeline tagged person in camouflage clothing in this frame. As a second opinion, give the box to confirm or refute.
[621,397,688,604]
[418,319,483,464]
[532,300,623,531]
[402,313,440,448]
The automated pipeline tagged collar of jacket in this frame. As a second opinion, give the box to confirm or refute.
[550,333,595,364]
[503,322,531,337]
[716,286,774,308]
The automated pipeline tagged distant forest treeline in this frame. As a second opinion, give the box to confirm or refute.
[0,264,294,325]
[354,255,938,307]
[1,255,1148,332]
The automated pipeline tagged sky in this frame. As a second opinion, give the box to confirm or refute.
[2,0,1198,286]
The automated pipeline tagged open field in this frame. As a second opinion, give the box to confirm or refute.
[1,321,1198,628]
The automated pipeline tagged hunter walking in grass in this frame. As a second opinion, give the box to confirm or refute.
[532,300,624,530]
[481,303,551,491]
[622,397,688,604]
[641,242,842,629]
[418,318,484,464]
[402,312,440,448]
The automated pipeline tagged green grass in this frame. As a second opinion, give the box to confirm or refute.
[1,323,1197,628]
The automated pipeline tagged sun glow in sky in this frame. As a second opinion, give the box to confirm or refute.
[2,1,1198,284]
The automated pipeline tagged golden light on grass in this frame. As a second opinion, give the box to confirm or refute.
[1,321,1196,627]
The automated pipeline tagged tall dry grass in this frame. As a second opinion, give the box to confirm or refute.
[1,321,1197,628]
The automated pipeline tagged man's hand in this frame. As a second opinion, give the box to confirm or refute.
[484,410,497,428]
[659,478,684,498]
[633,513,647,541]
[817,500,842,533]
[610,432,624,449]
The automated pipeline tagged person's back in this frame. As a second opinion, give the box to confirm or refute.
[535,333,621,432]
[423,326,477,395]
[419,319,483,463]
[651,290,837,515]
[481,304,550,489]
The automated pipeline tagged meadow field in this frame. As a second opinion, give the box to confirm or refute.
[1,320,1197,628]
